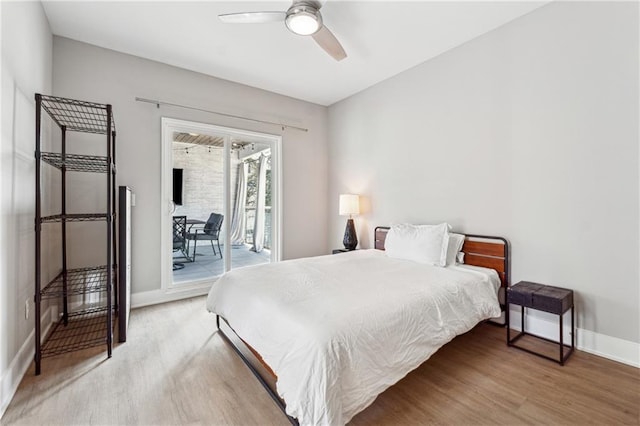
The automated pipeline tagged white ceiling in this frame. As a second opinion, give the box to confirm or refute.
[42,1,548,106]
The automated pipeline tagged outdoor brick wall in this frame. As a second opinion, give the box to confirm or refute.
[173,142,239,227]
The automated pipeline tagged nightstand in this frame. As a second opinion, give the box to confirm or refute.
[332,248,356,254]
[507,281,575,365]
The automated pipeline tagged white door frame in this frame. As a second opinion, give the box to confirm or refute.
[160,117,282,294]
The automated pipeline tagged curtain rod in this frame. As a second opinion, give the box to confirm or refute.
[135,97,308,132]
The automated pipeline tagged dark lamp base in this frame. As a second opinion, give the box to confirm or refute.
[343,218,358,250]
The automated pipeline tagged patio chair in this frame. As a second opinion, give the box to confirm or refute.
[173,215,192,269]
[187,212,224,259]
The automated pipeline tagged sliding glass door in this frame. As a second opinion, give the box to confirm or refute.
[161,118,281,292]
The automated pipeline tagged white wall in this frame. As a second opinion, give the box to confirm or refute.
[52,37,328,295]
[1,1,53,417]
[328,2,639,348]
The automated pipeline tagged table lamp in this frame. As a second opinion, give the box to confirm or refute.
[339,194,359,250]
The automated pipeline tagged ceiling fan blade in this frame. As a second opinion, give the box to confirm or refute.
[218,12,286,24]
[312,25,347,61]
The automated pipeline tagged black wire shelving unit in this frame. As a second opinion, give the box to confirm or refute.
[34,94,117,375]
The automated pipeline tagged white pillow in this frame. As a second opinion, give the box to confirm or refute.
[385,223,450,266]
[446,233,465,266]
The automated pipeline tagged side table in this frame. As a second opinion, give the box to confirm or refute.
[332,248,356,254]
[507,281,575,365]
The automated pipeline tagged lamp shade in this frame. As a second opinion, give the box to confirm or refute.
[339,194,360,216]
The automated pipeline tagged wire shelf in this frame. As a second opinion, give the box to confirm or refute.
[35,93,117,374]
[41,265,115,299]
[41,213,110,223]
[40,95,115,134]
[41,306,115,358]
[40,152,110,173]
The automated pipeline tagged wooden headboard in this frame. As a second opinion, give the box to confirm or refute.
[374,226,511,291]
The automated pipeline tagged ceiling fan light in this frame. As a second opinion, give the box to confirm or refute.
[285,7,322,36]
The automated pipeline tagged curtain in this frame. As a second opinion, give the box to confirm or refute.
[251,154,268,253]
[229,162,247,246]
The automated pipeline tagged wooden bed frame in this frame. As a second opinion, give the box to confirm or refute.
[216,227,511,425]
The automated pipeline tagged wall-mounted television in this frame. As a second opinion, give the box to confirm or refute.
[173,168,183,206]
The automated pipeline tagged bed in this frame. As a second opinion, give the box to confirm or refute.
[206,227,510,425]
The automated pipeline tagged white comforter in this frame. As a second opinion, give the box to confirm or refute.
[206,249,501,425]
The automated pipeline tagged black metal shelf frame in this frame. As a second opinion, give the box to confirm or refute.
[35,93,117,375]
[40,265,115,299]
[39,94,116,134]
[40,152,110,173]
[41,306,116,358]
[40,213,111,223]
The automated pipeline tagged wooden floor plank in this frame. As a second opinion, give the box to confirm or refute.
[2,297,638,425]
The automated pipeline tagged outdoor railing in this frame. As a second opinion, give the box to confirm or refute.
[245,206,272,250]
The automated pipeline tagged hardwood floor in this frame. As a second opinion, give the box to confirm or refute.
[3,297,638,425]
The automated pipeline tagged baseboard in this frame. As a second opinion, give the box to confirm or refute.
[131,283,211,309]
[575,328,640,368]
[0,306,54,420]
[509,307,639,368]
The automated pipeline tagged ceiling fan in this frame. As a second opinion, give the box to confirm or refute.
[218,0,347,61]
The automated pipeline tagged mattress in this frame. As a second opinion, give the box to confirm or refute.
[206,249,501,425]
